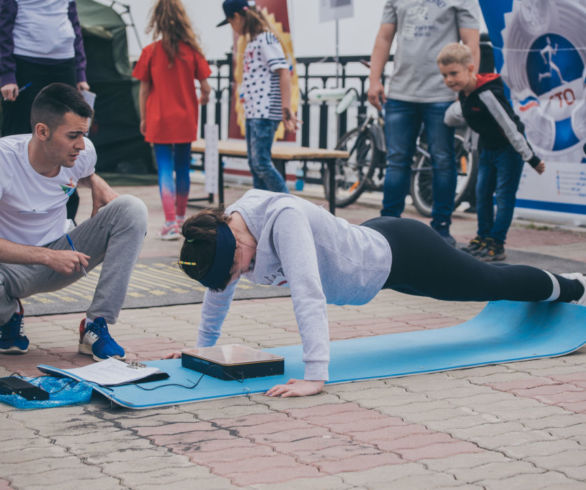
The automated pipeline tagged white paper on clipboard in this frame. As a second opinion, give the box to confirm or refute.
[204,124,219,195]
[49,358,167,386]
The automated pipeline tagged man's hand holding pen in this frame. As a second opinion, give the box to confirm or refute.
[1,82,31,102]
[65,234,89,277]
[44,248,90,276]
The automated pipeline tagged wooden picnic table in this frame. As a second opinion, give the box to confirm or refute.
[190,139,349,214]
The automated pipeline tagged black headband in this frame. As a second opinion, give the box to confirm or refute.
[198,223,236,289]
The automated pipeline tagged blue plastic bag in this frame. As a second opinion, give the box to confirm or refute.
[0,376,93,410]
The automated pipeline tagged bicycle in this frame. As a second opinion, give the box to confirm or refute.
[321,89,478,216]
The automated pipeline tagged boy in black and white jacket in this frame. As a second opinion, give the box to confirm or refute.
[438,42,545,261]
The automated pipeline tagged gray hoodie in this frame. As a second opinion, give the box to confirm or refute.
[197,190,392,381]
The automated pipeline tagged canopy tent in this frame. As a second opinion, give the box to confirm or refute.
[77,0,153,173]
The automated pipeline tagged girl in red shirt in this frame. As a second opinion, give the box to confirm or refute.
[133,0,211,240]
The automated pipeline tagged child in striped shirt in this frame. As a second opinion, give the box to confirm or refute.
[218,0,298,192]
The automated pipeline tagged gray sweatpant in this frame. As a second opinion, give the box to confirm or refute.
[0,195,148,324]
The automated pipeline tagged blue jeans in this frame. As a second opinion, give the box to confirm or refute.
[245,118,289,193]
[476,146,524,243]
[382,99,456,232]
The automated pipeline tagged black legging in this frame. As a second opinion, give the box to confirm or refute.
[362,217,577,303]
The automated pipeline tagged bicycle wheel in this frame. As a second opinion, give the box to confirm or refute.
[410,149,434,217]
[455,135,478,209]
[410,133,478,217]
[323,127,376,208]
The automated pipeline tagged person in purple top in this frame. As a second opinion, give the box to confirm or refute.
[0,0,91,219]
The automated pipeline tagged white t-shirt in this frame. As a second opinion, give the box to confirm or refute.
[13,0,76,60]
[0,134,95,246]
[241,31,289,120]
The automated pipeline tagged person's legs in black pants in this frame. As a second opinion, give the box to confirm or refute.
[362,217,583,303]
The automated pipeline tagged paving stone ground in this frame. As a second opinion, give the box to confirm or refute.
[0,182,585,489]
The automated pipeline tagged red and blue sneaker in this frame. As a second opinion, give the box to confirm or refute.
[78,317,125,361]
[0,300,29,354]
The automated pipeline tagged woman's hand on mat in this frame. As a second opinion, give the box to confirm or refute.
[265,379,325,397]
[163,351,182,359]
[48,250,90,275]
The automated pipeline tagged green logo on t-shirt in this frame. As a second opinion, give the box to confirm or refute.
[60,179,76,197]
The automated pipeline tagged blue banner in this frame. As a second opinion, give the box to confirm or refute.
[479,0,586,224]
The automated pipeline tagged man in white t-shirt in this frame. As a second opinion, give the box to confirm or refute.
[0,83,148,360]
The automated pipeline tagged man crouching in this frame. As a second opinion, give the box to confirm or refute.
[0,82,147,360]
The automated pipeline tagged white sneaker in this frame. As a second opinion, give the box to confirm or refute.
[159,223,180,241]
[561,273,586,306]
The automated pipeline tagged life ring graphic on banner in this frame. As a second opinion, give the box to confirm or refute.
[501,0,586,163]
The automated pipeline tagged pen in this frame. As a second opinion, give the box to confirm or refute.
[65,234,88,277]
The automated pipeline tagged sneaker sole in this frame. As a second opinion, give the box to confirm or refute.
[159,235,180,241]
[78,343,126,362]
[0,346,28,354]
[480,255,506,262]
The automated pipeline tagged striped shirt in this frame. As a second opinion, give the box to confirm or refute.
[241,32,289,120]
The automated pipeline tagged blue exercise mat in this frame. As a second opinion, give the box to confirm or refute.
[38,301,586,409]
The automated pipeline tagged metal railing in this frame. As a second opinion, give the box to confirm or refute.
[198,53,393,149]
[199,32,495,148]
[196,37,493,188]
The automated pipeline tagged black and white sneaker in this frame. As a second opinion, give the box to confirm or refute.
[561,273,586,306]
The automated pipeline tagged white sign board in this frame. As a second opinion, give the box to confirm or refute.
[319,0,354,23]
[204,124,219,195]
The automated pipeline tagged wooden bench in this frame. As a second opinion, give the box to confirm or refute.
[190,139,349,214]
